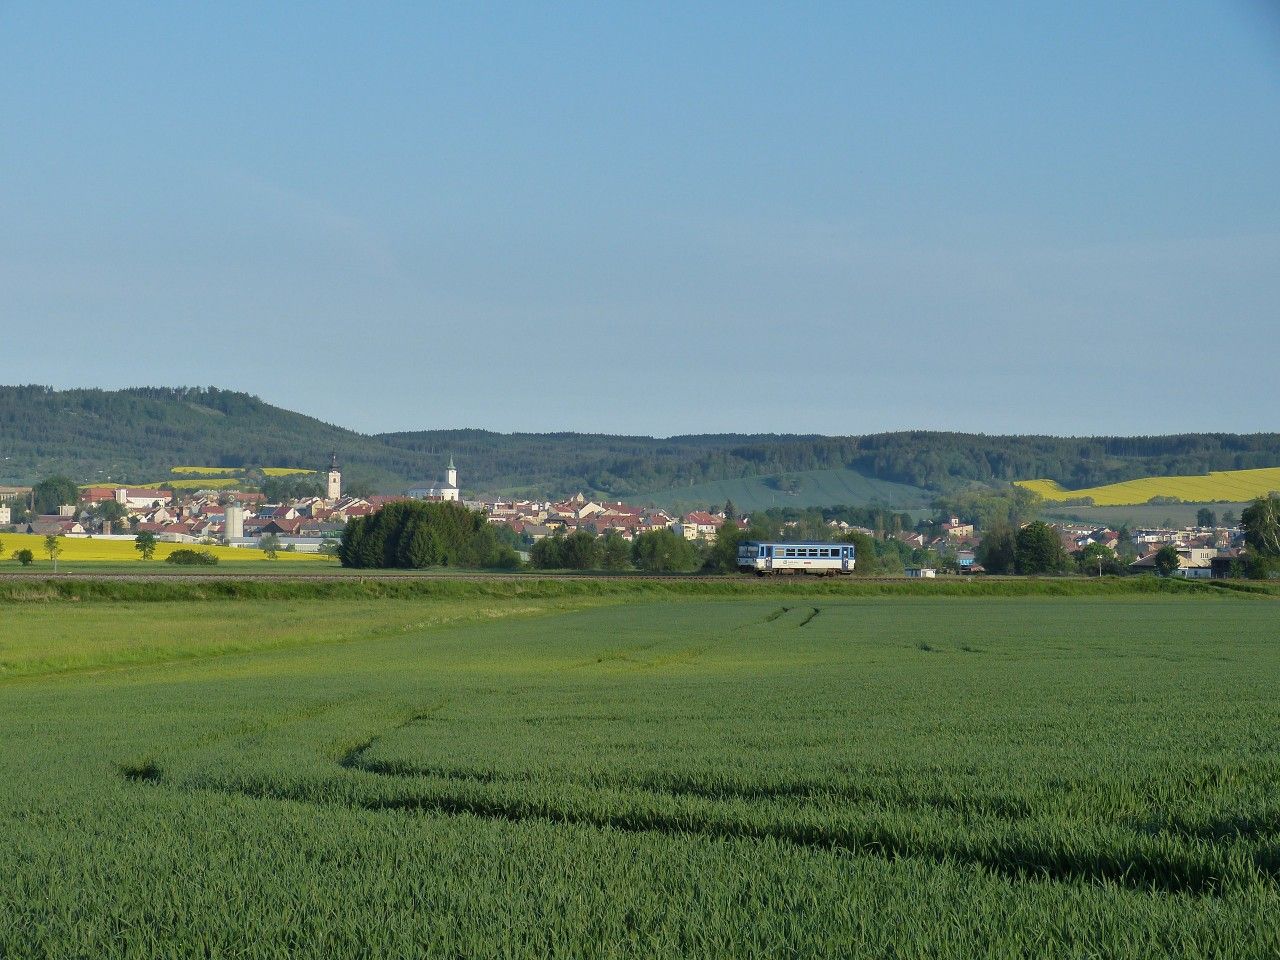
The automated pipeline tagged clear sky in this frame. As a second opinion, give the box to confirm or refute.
[2,2,1277,437]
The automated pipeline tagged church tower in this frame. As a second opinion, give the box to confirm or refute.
[326,453,342,500]
[446,455,457,490]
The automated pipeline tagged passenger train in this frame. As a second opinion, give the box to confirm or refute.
[736,541,855,576]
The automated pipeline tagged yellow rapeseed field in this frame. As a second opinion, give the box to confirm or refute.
[170,466,314,477]
[149,479,245,490]
[0,534,327,563]
[1016,467,1280,506]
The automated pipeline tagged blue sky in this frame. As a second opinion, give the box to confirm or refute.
[2,2,1277,436]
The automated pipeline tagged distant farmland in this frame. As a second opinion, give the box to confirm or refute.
[1017,466,1280,506]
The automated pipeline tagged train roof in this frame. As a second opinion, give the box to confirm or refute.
[740,540,854,546]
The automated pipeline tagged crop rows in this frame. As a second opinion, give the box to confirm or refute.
[1,593,1278,957]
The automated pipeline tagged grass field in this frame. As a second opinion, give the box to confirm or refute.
[0,532,328,564]
[642,467,931,512]
[1,579,1276,957]
[1044,501,1254,530]
[1018,467,1280,506]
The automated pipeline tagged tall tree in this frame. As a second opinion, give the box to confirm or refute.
[1014,522,1070,575]
[841,531,878,576]
[976,523,1017,575]
[44,534,62,571]
[1153,545,1181,578]
[32,476,78,517]
[600,533,632,571]
[702,522,743,573]
[559,530,602,570]
[530,535,564,569]
[260,534,282,559]
[397,520,435,568]
[1196,508,1217,528]
[1242,494,1280,556]
[1241,494,1280,578]
[134,531,157,561]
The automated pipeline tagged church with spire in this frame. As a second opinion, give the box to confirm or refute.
[406,456,460,502]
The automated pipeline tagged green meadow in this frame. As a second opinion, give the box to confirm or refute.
[1,580,1278,958]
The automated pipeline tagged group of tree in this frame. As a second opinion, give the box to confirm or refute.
[339,501,520,569]
[531,528,704,573]
[31,475,79,517]
[973,521,1071,575]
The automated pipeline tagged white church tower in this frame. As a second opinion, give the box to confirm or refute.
[326,453,342,500]
[446,455,457,490]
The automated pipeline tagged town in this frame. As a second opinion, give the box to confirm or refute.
[0,455,1252,577]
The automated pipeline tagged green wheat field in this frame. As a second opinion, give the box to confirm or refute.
[2,579,1278,958]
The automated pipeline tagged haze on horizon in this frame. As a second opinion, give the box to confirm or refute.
[2,2,1277,439]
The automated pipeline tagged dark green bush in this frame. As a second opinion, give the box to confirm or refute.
[165,548,219,566]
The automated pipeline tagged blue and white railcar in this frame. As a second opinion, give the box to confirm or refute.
[736,541,855,576]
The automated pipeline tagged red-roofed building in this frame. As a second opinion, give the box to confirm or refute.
[676,511,724,541]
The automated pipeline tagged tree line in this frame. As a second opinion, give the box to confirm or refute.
[7,386,1280,500]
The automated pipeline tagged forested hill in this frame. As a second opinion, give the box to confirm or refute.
[3,385,1280,500]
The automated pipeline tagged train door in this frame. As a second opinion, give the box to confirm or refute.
[764,544,773,571]
[842,546,851,572]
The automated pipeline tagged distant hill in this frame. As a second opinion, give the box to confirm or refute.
[0,386,421,491]
[637,468,931,513]
[3,386,1280,507]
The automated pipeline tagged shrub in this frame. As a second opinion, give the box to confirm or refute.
[165,549,219,566]
[12,548,34,566]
